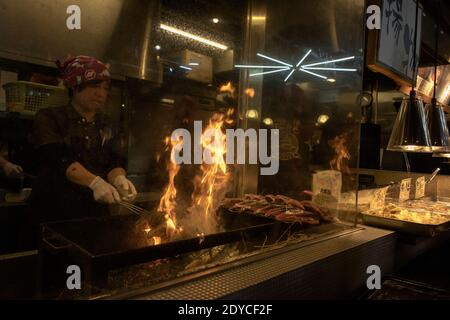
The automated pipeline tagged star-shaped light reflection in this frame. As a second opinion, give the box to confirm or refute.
[235,50,357,83]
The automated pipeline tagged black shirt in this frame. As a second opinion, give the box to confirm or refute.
[29,104,126,224]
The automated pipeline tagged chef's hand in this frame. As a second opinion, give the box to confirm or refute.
[113,175,137,202]
[89,176,121,204]
[3,162,24,178]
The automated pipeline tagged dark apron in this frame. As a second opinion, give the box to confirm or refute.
[20,109,113,249]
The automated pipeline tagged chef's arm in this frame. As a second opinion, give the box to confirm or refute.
[107,168,126,185]
[65,162,97,187]
[0,155,7,168]
[107,168,137,201]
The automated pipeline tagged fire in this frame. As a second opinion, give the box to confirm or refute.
[219,82,235,98]
[185,109,234,235]
[156,109,234,238]
[245,88,255,98]
[329,134,351,174]
[225,108,235,125]
[152,237,162,246]
[197,233,205,245]
[144,227,152,233]
[157,136,183,239]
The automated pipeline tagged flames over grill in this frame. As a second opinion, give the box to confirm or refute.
[329,134,351,174]
[156,106,235,239]
[157,136,184,239]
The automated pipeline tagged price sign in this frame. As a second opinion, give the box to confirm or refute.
[415,176,426,199]
[399,178,411,202]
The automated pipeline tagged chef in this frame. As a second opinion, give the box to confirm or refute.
[0,156,23,178]
[23,56,137,247]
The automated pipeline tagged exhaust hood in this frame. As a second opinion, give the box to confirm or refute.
[0,0,162,83]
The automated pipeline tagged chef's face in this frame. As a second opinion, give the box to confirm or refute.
[73,80,110,112]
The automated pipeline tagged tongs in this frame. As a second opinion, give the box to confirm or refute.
[378,168,441,189]
[119,201,152,217]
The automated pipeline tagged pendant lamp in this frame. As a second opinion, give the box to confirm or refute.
[387,0,432,153]
[428,0,450,154]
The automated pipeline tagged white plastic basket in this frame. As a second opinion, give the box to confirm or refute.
[2,81,69,115]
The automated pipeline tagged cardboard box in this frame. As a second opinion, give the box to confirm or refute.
[168,50,213,84]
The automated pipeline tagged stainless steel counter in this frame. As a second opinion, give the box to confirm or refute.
[109,225,396,300]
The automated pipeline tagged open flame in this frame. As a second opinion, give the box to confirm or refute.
[245,88,255,98]
[152,237,162,246]
[329,134,351,174]
[184,109,234,235]
[155,109,234,239]
[157,136,183,239]
[219,82,236,98]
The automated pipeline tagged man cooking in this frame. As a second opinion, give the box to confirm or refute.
[23,56,137,247]
[0,156,23,178]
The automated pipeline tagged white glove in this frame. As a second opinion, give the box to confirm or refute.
[113,175,137,202]
[3,162,24,178]
[89,176,121,204]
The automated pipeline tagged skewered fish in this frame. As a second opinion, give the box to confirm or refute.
[221,194,333,225]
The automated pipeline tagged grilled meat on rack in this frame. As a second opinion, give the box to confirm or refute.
[220,194,333,225]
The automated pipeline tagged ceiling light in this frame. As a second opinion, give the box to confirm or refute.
[212,18,219,24]
[160,23,228,50]
[246,110,259,119]
[235,65,290,69]
[235,51,356,83]
[257,53,293,67]
[317,114,330,124]
[263,118,274,126]
[302,67,357,72]
[161,98,175,105]
[252,16,266,21]
[250,68,290,77]
[299,68,328,80]
[301,56,355,68]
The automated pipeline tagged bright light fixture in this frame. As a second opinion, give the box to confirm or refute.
[250,68,290,77]
[160,23,228,50]
[317,114,330,124]
[161,98,175,105]
[235,65,289,69]
[303,67,357,72]
[263,118,274,126]
[256,53,293,67]
[284,49,312,82]
[212,18,220,24]
[246,109,259,119]
[235,51,356,83]
[299,68,327,80]
[155,45,161,50]
[252,16,266,21]
[180,65,193,71]
[302,56,355,68]
[284,69,296,82]
[296,49,312,67]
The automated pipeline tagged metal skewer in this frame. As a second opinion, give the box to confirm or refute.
[427,168,440,184]
[119,201,152,216]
